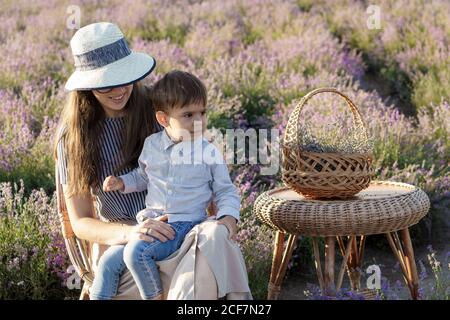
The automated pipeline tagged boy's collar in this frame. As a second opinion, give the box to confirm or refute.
[160,129,207,151]
[161,129,177,150]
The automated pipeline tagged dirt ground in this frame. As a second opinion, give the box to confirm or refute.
[278,239,449,300]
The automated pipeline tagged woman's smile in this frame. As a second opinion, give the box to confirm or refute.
[110,93,126,104]
[93,84,133,117]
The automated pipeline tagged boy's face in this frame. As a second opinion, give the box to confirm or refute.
[156,103,207,141]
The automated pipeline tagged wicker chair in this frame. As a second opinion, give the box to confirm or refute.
[55,164,94,300]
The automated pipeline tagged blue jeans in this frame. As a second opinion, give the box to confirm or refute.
[90,221,199,300]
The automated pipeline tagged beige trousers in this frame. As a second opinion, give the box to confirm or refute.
[91,220,252,300]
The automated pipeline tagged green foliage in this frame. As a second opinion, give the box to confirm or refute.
[129,18,189,46]
[296,0,314,12]
[0,150,55,197]
[0,183,78,299]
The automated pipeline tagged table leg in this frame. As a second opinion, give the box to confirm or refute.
[385,228,420,300]
[312,237,325,290]
[267,231,298,300]
[400,229,419,299]
[337,235,366,290]
[313,236,364,297]
[324,236,336,295]
[268,231,284,300]
[336,236,355,291]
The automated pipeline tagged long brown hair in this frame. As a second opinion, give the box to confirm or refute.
[53,82,158,197]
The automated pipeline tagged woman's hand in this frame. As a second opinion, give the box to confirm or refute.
[103,176,124,192]
[217,215,238,240]
[126,215,175,243]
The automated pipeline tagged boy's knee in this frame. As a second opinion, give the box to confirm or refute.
[96,258,108,274]
[123,240,143,267]
[97,248,125,274]
[98,261,122,275]
[123,240,157,267]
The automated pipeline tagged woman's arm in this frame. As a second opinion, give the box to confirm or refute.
[62,185,133,245]
[62,185,175,245]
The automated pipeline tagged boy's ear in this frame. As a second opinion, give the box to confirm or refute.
[155,111,169,127]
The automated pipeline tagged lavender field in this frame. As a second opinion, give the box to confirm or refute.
[0,0,448,300]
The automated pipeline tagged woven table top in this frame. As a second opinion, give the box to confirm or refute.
[253,181,430,236]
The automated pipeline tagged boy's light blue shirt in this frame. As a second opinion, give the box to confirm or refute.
[119,130,240,223]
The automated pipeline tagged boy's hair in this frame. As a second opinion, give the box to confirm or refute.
[150,70,207,112]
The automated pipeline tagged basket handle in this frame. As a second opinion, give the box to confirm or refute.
[283,87,369,146]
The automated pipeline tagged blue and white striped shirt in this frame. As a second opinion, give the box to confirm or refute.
[56,117,151,222]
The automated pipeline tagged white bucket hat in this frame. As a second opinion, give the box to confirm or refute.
[65,22,156,91]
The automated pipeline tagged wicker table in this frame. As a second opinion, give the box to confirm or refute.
[253,181,430,300]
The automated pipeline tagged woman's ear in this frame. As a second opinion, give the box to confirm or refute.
[155,111,169,128]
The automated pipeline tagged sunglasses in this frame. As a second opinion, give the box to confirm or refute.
[95,87,114,94]
[94,83,133,94]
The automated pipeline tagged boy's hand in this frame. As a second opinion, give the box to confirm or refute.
[154,214,169,222]
[103,176,124,192]
[217,215,238,240]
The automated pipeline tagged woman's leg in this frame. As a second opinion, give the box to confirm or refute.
[90,245,126,300]
[194,249,218,299]
[196,221,253,300]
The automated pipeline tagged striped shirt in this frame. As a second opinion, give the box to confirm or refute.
[56,117,158,222]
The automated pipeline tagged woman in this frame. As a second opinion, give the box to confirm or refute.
[54,22,251,299]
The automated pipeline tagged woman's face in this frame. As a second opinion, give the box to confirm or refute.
[92,84,133,118]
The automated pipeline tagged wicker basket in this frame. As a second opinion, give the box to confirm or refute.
[282,87,373,199]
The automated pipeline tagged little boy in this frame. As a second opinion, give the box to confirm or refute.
[90,70,240,300]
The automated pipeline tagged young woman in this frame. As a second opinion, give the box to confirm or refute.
[54,22,251,299]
